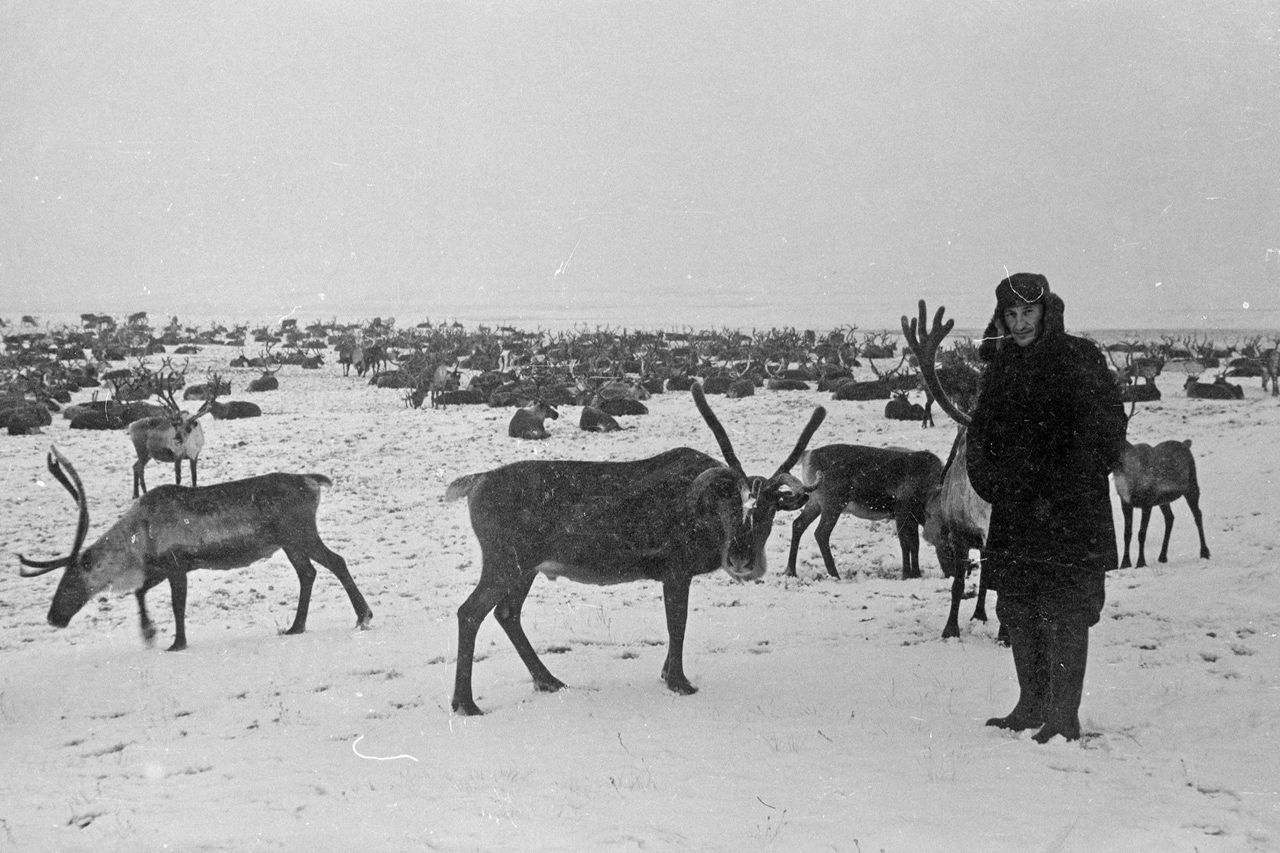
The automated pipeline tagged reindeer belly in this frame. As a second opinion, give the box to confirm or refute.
[536,560,655,585]
[841,496,895,520]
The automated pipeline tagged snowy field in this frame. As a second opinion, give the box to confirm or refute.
[0,344,1276,852]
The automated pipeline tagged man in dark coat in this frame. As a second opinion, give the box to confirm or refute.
[966,272,1128,743]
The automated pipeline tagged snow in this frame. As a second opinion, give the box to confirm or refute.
[0,346,1276,852]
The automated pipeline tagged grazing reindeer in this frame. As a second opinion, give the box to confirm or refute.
[1112,404,1211,568]
[508,400,559,439]
[444,385,824,715]
[784,444,943,580]
[901,302,999,640]
[127,390,213,497]
[19,447,372,650]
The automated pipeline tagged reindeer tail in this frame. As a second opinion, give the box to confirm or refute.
[444,473,483,502]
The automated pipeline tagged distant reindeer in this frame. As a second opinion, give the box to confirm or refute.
[579,405,622,432]
[508,400,559,439]
[19,447,372,650]
[1183,373,1243,400]
[444,385,824,715]
[127,386,213,497]
[247,365,281,392]
[784,444,943,580]
[208,400,262,420]
[884,391,925,422]
[1112,405,1211,567]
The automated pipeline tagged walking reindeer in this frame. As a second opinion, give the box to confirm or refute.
[444,385,825,715]
[19,447,372,650]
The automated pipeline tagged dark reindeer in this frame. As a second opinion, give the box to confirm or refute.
[444,385,825,715]
[508,400,559,439]
[19,448,372,651]
[1183,374,1243,400]
[1112,411,1211,568]
[784,444,942,580]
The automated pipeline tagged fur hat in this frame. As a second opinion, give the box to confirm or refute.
[979,272,1065,362]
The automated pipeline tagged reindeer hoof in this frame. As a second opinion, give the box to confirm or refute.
[165,640,187,652]
[356,611,374,630]
[534,676,567,693]
[452,698,484,717]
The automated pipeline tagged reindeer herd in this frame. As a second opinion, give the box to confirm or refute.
[2,307,1264,715]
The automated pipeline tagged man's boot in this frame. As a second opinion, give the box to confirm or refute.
[1033,621,1090,743]
[986,619,1048,731]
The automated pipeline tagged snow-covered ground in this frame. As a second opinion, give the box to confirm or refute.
[1,346,1275,852]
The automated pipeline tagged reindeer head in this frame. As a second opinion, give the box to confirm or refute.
[19,448,146,628]
[689,384,823,580]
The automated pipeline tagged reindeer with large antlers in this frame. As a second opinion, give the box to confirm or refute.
[19,447,371,651]
[126,367,214,498]
[901,303,996,639]
[444,384,825,715]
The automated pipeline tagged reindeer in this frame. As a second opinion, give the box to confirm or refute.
[579,405,623,432]
[1184,373,1243,400]
[784,444,942,580]
[183,371,231,401]
[247,365,281,393]
[884,391,925,421]
[444,385,824,715]
[1112,398,1211,568]
[1108,348,1162,403]
[901,302,998,640]
[126,378,213,497]
[508,400,559,439]
[19,447,371,651]
[830,352,913,401]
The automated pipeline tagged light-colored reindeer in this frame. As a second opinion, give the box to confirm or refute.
[127,385,213,498]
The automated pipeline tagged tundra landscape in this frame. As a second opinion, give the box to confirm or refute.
[0,314,1277,852]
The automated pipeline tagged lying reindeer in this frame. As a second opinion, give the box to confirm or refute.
[19,447,372,651]
[508,400,559,439]
[784,444,942,580]
[1184,374,1243,400]
[444,385,825,715]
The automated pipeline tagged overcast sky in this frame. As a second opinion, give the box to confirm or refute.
[2,1,1278,331]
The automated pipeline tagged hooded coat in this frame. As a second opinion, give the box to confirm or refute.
[965,277,1128,621]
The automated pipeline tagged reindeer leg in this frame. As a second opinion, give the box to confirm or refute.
[813,509,842,579]
[453,545,520,716]
[281,549,317,635]
[135,575,166,646]
[1184,492,1210,560]
[304,539,373,628]
[660,573,697,695]
[1156,503,1176,563]
[133,459,148,498]
[189,458,198,489]
[1119,501,1135,568]
[786,501,821,577]
[493,570,565,694]
[1135,507,1153,568]
[166,571,189,651]
[896,508,921,579]
[941,540,963,639]
[173,458,182,486]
